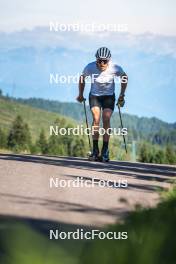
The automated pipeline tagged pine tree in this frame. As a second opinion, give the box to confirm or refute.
[154,149,166,164]
[0,128,7,148]
[72,137,87,157]
[165,145,176,165]
[37,129,48,154]
[7,115,31,151]
[48,135,65,155]
[139,143,151,163]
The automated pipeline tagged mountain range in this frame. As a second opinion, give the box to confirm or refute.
[0,28,176,122]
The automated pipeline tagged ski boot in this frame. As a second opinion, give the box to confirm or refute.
[100,148,109,162]
[88,149,99,161]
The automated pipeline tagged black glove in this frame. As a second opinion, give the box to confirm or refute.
[117,95,125,107]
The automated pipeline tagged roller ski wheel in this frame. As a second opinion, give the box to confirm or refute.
[88,149,100,161]
[100,149,109,162]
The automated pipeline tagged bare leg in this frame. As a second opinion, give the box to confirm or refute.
[91,106,101,141]
[89,106,101,159]
[101,108,113,160]
[102,108,113,143]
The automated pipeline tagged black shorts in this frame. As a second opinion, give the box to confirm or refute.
[89,93,115,111]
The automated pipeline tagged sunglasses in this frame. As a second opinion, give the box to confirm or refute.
[97,59,109,64]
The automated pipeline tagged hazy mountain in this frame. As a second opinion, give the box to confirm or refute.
[0,28,176,122]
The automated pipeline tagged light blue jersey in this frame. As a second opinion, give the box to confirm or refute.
[82,61,124,96]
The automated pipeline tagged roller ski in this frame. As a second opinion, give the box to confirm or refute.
[88,149,100,162]
[99,148,110,162]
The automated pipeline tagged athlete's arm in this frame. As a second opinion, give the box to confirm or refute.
[119,72,128,96]
[117,72,128,107]
[76,75,85,102]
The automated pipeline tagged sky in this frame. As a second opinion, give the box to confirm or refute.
[0,0,176,35]
[0,0,175,122]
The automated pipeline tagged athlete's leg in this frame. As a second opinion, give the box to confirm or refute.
[99,108,113,161]
[102,108,113,144]
[89,94,102,156]
[91,106,101,151]
[101,93,115,153]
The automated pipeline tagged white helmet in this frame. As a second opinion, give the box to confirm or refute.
[95,47,111,60]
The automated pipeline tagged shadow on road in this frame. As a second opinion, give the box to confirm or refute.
[65,174,165,192]
[0,154,175,178]
[0,192,129,219]
[1,153,173,228]
[0,153,175,196]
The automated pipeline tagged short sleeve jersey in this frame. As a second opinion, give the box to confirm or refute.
[82,61,125,96]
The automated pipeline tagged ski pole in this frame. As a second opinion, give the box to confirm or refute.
[83,99,92,152]
[117,104,128,154]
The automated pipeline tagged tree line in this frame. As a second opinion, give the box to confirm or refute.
[0,115,87,157]
[138,142,176,165]
[1,90,176,149]
[15,96,176,146]
[0,115,176,164]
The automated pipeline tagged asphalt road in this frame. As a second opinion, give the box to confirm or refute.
[0,153,175,227]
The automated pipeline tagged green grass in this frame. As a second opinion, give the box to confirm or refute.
[81,187,176,264]
[0,221,83,264]
[0,98,75,141]
[0,188,176,264]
